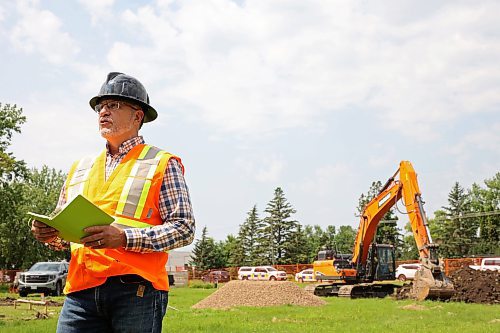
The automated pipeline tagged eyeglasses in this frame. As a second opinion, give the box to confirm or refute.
[94,101,140,113]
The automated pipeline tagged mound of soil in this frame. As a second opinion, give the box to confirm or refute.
[449,267,499,304]
[191,280,327,309]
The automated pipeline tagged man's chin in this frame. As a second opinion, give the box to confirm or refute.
[100,128,114,138]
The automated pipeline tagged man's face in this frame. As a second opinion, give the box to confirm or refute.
[96,99,142,139]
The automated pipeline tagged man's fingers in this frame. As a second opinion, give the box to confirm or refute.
[81,232,104,244]
[32,220,50,228]
[37,227,58,235]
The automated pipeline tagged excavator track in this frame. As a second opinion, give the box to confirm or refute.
[314,283,396,298]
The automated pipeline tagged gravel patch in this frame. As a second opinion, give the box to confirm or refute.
[192,280,327,309]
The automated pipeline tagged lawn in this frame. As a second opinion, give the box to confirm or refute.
[0,286,498,333]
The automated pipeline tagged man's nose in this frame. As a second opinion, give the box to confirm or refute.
[99,108,111,116]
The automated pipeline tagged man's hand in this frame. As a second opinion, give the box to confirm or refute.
[81,225,126,249]
[31,220,59,243]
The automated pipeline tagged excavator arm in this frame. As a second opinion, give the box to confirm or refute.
[352,161,436,266]
[313,161,454,299]
[350,161,454,299]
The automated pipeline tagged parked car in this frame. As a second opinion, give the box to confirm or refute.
[18,261,69,297]
[201,270,230,283]
[395,263,421,281]
[295,269,313,283]
[238,266,287,281]
[295,269,325,283]
[237,266,253,280]
[469,258,500,271]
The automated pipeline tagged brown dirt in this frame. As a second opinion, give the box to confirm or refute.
[0,297,63,307]
[400,304,427,311]
[0,297,17,306]
[449,267,499,304]
[191,280,327,309]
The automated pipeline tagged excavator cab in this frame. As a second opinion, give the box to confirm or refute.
[360,244,395,282]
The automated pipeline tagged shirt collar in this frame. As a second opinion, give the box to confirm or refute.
[106,136,145,156]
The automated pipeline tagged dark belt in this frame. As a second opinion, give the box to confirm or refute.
[109,274,147,284]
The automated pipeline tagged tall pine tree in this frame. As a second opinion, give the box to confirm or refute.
[260,187,298,264]
[441,182,474,257]
[232,205,263,266]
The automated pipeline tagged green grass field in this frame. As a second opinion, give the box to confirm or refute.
[0,286,498,333]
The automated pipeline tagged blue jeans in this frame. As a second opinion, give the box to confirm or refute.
[57,275,168,333]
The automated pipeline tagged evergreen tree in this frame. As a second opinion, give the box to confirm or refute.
[220,234,239,267]
[284,224,309,264]
[441,182,474,257]
[260,187,298,264]
[232,205,263,266]
[190,226,211,270]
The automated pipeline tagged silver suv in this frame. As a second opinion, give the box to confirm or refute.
[18,261,68,297]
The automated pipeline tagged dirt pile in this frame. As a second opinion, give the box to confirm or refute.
[191,280,327,309]
[449,267,499,304]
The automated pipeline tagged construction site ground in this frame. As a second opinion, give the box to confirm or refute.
[1,278,499,333]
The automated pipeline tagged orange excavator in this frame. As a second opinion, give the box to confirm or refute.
[313,161,455,300]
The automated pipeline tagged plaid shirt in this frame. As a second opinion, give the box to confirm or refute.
[50,136,195,253]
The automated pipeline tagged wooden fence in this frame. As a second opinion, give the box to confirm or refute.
[189,257,486,281]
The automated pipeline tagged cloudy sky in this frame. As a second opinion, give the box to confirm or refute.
[1,0,499,247]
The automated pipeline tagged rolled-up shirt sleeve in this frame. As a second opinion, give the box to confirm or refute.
[124,158,196,253]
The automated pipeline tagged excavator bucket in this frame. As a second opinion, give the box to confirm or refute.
[410,266,455,301]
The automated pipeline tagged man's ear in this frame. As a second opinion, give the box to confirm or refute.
[136,110,145,125]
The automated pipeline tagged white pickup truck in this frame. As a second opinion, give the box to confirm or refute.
[469,257,500,271]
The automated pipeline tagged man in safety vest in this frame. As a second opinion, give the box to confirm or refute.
[31,72,195,333]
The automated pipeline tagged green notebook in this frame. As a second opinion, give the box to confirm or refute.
[28,195,115,244]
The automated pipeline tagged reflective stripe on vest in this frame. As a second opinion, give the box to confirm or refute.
[115,145,164,220]
[67,156,94,199]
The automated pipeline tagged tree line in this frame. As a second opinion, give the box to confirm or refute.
[0,104,68,269]
[191,180,500,271]
[0,103,498,271]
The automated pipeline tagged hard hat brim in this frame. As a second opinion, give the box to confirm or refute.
[89,94,158,123]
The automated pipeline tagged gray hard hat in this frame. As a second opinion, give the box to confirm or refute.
[89,72,157,123]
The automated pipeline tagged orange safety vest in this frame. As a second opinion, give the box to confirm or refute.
[62,144,183,294]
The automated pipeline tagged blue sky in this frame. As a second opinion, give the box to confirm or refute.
[1,0,499,247]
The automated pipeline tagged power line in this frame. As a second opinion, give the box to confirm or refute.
[443,210,500,220]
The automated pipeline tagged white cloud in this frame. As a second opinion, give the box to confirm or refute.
[297,163,354,197]
[12,92,102,171]
[77,0,114,26]
[9,0,79,64]
[0,4,5,22]
[234,153,285,183]
[97,0,500,141]
[451,122,500,155]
